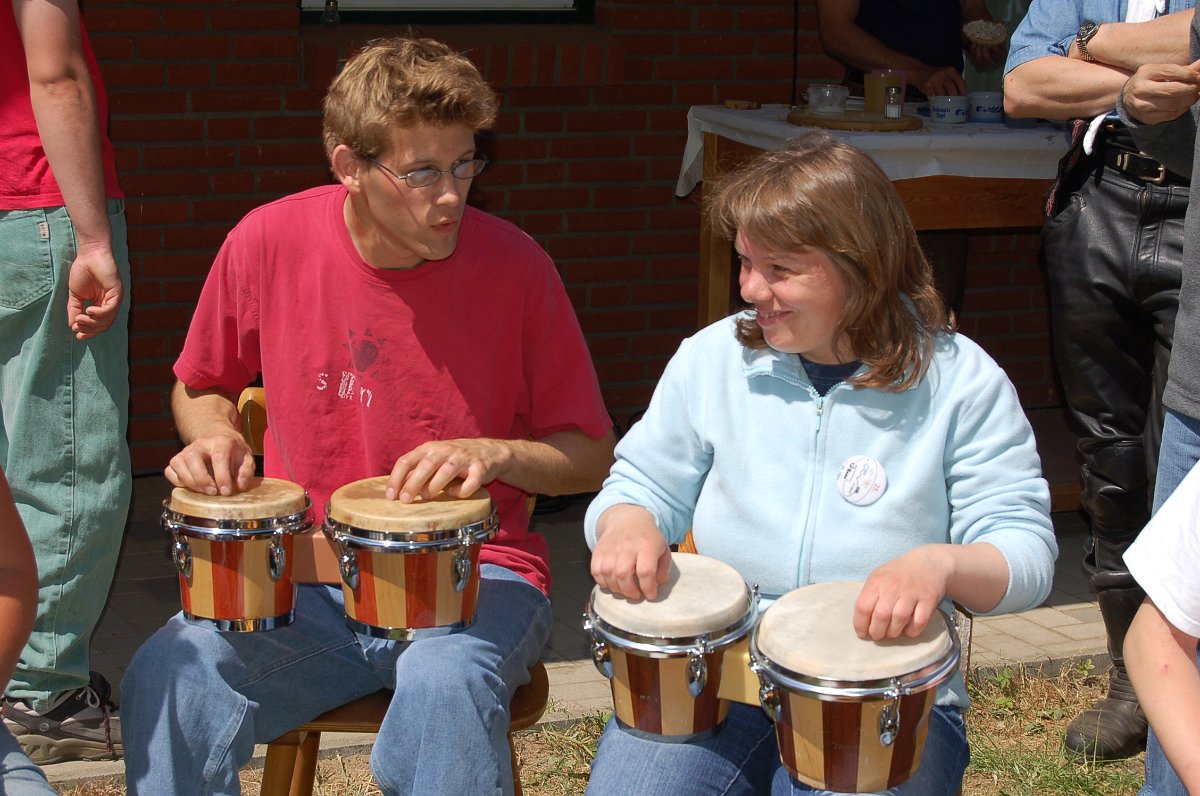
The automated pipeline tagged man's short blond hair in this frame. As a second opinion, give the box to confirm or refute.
[322,36,498,159]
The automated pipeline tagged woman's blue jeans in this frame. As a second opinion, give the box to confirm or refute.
[585,700,968,795]
[121,565,552,796]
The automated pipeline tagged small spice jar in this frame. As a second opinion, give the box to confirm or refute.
[884,86,903,119]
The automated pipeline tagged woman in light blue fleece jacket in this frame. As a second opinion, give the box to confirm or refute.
[584,132,1058,796]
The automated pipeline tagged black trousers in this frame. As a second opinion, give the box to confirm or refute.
[1042,154,1187,579]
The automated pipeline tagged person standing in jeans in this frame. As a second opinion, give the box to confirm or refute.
[0,0,130,764]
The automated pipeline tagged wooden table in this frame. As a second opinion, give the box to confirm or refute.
[679,105,1068,326]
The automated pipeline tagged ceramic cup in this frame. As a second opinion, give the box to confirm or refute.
[967,91,1004,123]
[808,84,850,116]
[928,95,969,124]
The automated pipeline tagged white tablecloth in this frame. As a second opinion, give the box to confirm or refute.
[676,104,1071,197]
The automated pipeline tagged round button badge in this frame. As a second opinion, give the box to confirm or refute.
[837,455,887,506]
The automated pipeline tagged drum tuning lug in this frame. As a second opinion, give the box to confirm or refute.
[878,703,900,746]
[339,548,359,591]
[878,686,901,746]
[453,545,471,593]
[758,682,781,723]
[171,536,192,581]
[590,640,612,680]
[269,533,287,582]
[686,648,709,698]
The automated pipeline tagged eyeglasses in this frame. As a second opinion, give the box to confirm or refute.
[368,156,488,189]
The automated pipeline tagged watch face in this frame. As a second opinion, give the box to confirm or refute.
[1079,21,1099,40]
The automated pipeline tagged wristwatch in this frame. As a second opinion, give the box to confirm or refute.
[1075,20,1101,62]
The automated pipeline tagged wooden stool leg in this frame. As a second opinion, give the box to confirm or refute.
[289,730,322,796]
[508,730,523,796]
[261,731,302,796]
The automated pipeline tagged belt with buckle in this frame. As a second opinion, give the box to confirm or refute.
[1101,146,1172,185]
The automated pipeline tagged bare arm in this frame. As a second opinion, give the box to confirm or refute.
[1005,57,1132,119]
[1005,9,1194,119]
[0,468,38,686]
[816,0,967,97]
[1084,9,1194,72]
[387,427,617,503]
[1126,599,1200,791]
[13,0,122,339]
[165,381,257,496]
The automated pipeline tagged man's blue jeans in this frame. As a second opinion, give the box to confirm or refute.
[0,726,55,795]
[1139,409,1200,795]
[0,200,131,708]
[585,699,968,795]
[121,565,552,795]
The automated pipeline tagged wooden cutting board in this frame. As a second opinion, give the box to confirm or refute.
[787,108,923,132]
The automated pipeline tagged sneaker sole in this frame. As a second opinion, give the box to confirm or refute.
[12,733,123,766]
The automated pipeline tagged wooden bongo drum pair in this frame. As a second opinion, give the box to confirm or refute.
[584,554,960,793]
[163,476,497,639]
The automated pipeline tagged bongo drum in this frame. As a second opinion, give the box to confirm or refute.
[583,553,758,740]
[749,581,960,793]
[322,476,498,640]
[162,477,313,632]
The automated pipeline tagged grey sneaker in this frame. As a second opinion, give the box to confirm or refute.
[2,672,122,764]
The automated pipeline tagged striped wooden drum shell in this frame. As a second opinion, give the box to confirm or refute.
[322,477,497,640]
[583,553,757,740]
[162,477,313,632]
[749,581,959,793]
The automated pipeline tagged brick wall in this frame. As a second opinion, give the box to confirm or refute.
[82,0,1058,473]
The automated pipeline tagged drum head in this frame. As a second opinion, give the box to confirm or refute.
[168,477,308,519]
[757,581,952,681]
[590,553,751,638]
[327,476,493,532]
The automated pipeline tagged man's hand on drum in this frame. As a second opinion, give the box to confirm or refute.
[165,431,257,497]
[853,545,954,641]
[386,438,511,503]
[590,505,672,602]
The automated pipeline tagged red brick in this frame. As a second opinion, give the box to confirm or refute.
[161,8,213,32]
[192,89,282,113]
[166,63,214,87]
[567,210,648,234]
[139,34,232,60]
[236,35,299,59]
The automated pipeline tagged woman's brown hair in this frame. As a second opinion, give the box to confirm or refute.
[707,131,953,392]
[322,36,498,160]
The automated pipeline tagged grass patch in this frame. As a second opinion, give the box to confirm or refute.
[57,663,1147,796]
[962,662,1144,796]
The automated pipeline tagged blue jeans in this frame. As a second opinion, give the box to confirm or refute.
[121,565,552,796]
[1139,408,1200,796]
[1152,409,1200,513]
[0,201,131,709]
[585,700,968,795]
[0,725,55,795]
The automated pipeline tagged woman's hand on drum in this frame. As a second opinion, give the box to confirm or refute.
[386,438,508,503]
[165,431,257,496]
[590,505,672,601]
[853,544,954,641]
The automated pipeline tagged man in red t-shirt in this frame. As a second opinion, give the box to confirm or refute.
[120,36,615,795]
